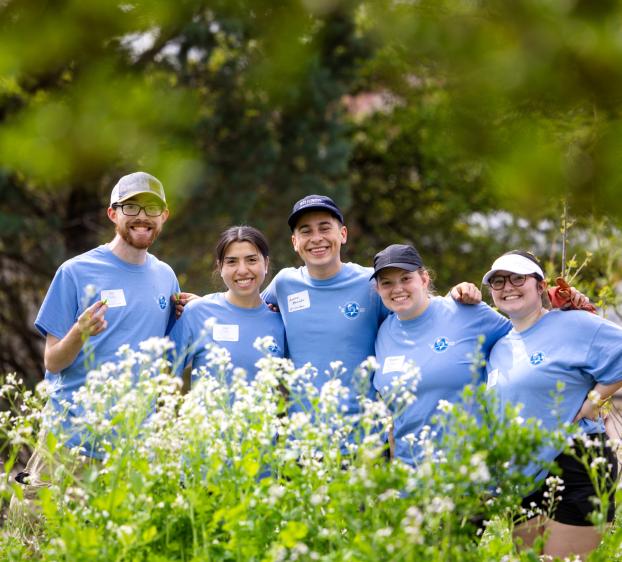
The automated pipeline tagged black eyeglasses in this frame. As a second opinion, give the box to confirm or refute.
[488,273,533,290]
[112,203,166,217]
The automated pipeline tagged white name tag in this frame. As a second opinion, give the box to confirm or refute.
[487,368,499,389]
[213,324,239,342]
[288,290,311,312]
[383,355,406,373]
[101,289,126,308]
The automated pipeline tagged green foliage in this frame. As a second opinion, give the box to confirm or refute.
[1,341,617,560]
[362,0,622,217]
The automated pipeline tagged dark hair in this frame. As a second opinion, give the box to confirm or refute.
[503,249,544,280]
[215,226,270,268]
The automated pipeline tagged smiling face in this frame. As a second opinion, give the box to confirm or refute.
[489,270,545,321]
[375,267,430,320]
[109,193,168,250]
[291,211,347,279]
[219,241,268,307]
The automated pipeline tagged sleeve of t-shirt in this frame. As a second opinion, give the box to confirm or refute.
[477,303,512,354]
[261,276,278,306]
[34,264,81,339]
[584,317,622,385]
[168,313,193,377]
[282,331,289,359]
[373,287,390,326]
[164,276,182,336]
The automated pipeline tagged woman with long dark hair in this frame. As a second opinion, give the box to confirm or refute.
[169,226,285,382]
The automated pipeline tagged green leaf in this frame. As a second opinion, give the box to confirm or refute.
[279,521,308,548]
[46,432,58,455]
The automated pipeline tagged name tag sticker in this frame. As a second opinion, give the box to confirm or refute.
[383,355,406,373]
[213,324,240,342]
[101,289,126,308]
[288,290,311,312]
[487,368,499,389]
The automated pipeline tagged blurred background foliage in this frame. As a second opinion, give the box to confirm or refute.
[1,0,622,386]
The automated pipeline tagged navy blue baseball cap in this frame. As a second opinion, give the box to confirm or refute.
[287,194,345,231]
[371,244,425,279]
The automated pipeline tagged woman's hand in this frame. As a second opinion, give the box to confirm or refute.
[173,292,199,319]
[573,396,601,423]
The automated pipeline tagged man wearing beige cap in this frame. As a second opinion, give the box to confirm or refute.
[8,172,181,534]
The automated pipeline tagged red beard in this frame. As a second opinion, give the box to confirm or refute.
[116,219,161,250]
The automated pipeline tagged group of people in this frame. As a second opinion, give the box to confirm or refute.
[11,171,622,559]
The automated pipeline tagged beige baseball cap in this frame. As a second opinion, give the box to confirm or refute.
[110,172,166,206]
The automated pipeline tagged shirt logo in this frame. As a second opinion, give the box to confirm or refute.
[529,351,545,365]
[430,336,454,353]
[340,301,361,319]
[158,295,168,310]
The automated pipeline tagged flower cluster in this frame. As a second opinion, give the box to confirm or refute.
[0,340,620,561]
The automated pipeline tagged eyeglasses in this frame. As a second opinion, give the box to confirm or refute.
[488,273,532,290]
[112,203,166,217]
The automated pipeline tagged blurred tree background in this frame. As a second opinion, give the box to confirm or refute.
[2,0,622,386]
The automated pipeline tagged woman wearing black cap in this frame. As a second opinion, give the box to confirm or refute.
[371,244,513,466]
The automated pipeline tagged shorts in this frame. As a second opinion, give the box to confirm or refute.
[519,434,618,526]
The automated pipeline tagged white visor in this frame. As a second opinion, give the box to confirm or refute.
[482,254,544,285]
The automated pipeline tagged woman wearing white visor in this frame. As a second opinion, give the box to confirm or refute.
[485,250,622,560]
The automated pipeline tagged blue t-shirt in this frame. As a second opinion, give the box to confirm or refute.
[168,292,285,382]
[262,262,388,415]
[373,296,511,465]
[488,309,622,478]
[35,245,179,456]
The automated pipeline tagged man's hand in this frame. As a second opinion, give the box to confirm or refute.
[45,299,108,372]
[172,292,199,319]
[450,282,482,305]
[548,277,597,313]
[77,300,108,337]
[567,287,592,310]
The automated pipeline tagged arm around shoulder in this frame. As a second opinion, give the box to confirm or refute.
[261,274,279,305]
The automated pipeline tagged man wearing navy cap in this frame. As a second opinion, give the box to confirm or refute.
[263,194,490,443]
[263,194,388,430]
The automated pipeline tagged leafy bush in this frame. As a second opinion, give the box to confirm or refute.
[0,338,619,561]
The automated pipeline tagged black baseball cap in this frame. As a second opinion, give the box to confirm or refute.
[371,244,425,279]
[287,194,345,231]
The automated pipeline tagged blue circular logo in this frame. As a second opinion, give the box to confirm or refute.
[343,302,360,319]
[530,351,545,365]
[433,337,449,353]
[158,295,168,310]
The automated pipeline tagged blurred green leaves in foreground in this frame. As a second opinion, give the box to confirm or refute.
[2,0,622,382]
[2,0,622,212]
[363,0,622,216]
